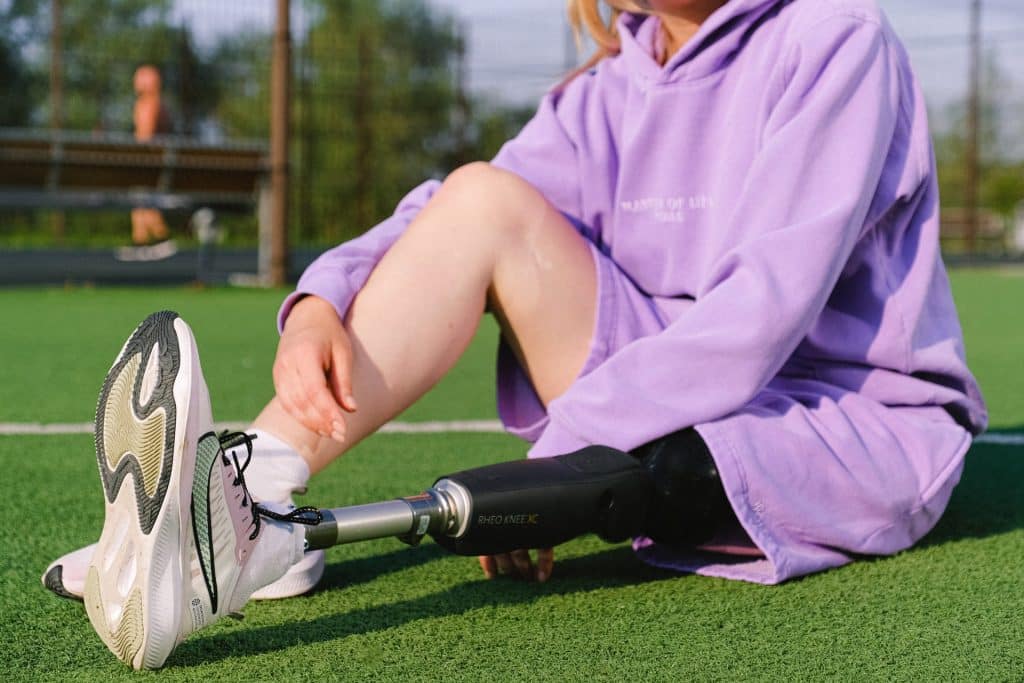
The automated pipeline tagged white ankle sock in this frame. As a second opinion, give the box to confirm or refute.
[232,431,324,601]
[225,428,311,505]
[231,501,307,610]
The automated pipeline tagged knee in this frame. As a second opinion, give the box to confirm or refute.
[442,160,499,189]
[442,161,522,200]
[434,162,547,242]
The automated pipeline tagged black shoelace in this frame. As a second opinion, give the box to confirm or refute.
[218,430,323,541]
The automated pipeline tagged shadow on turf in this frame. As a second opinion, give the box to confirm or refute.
[914,431,1024,548]
[168,545,675,667]
[314,543,451,594]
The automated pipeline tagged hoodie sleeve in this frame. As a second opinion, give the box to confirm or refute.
[531,16,902,456]
[278,80,589,332]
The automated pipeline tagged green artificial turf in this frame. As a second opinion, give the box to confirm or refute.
[0,270,1021,681]
[0,286,499,424]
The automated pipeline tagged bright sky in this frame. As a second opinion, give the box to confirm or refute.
[171,0,1024,121]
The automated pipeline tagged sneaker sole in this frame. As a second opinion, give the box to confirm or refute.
[43,543,322,603]
[83,311,204,670]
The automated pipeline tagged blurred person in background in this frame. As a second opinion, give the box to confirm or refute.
[117,64,176,261]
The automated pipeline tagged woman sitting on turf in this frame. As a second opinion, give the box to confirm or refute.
[50,0,987,670]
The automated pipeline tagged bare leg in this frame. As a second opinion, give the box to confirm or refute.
[130,209,148,244]
[253,162,597,474]
[146,210,169,242]
[130,208,169,244]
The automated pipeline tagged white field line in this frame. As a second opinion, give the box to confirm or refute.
[974,432,1024,446]
[0,419,506,437]
[0,421,1021,445]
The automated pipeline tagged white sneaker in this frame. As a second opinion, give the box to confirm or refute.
[45,542,323,602]
[82,311,312,669]
[43,438,323,602]
[42,544,94,600]
[114,239,178,262]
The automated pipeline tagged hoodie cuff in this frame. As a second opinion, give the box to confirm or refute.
[277,267,357,333]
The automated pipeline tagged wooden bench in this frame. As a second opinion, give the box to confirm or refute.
[0,127,273,279]
[939,207,1008,255]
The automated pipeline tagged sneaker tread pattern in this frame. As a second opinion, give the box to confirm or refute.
[94,310,180,535]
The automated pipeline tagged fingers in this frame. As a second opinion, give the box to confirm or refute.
[535,548,554,583]
[289,355,347,440]
[299,360,347,437]
[478,549,554,582]
[273,343,345,440]
[510,549,532,579]
[329,342,358,414]
[493,553,514,577]
[478,555,496,579]
[274,304,355,441]
[272,365,322,437]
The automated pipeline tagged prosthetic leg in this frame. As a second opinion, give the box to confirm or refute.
[304,446,655,556]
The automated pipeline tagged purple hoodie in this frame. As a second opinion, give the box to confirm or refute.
[281,0,987,583]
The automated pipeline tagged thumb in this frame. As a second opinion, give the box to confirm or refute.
[329,342,358,413]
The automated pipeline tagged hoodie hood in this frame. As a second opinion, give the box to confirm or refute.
[617,0,787,83]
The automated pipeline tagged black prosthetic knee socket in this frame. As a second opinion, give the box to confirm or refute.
[431,446,655,557]
[631,428,735,547]
[429,435,734,557]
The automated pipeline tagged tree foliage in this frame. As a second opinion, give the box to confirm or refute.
[933,49,1024,218]
[296,0,467,242]
[0,31,35,126]
[209,0,534,244]
[0,0,537,247]
[0,0,220,133]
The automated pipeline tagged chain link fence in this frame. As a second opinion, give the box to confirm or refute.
[1,0,1021,256]
[0,0,552,250]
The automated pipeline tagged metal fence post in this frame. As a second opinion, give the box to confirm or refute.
[270,0,291,286]
[50,0,65,243]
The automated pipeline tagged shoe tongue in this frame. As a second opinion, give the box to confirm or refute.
[213,448,261,563]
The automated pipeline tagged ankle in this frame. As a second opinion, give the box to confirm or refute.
[225,428,311,504]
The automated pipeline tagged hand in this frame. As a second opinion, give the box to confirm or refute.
[478,548,554,583]
[273,295,358,442]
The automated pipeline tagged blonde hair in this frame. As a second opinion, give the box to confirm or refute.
[556,0,645,93]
